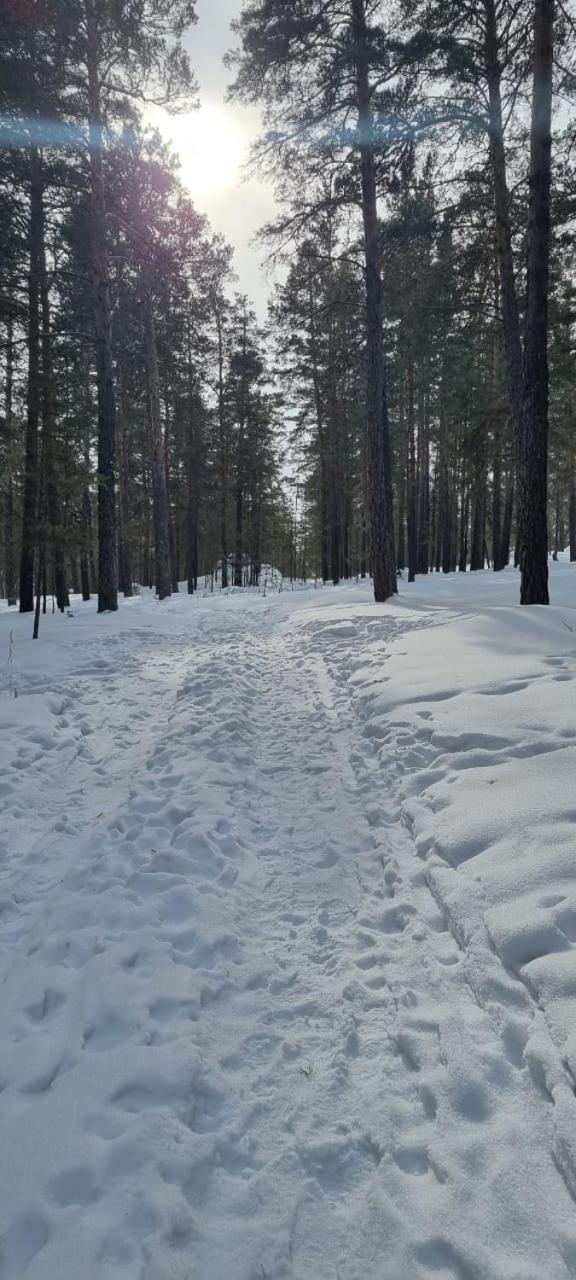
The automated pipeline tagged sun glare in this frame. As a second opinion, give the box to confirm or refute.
[153,103,245,200]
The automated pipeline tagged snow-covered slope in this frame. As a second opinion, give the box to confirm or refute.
[1,566,576,1278]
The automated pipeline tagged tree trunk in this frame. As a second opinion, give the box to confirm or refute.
[162,385,179,592]
[417,396,430,575]
[116,374,134,597]
[518,0,553,605]
[306,266,330,582]
[470,465,486,571]
[396,464,406,576]
[458,487,469,573]
[407,357,418,582]
[186,443,198,596]
[234,481,243,587]
[492,429,503,570]
[20,147,43,613]
[80,486,92,601]
[144,288,172,600]
[85,0,118,612]
[500,469,514,568]
[216,309,228,588]
[3,315,17,606]
[39,233,68,611]
[569,454,576,561]
[351,0,396,602]
[484,0,524,474]
[552,479,560,561]
[186,328,199,595]
[33,544,44,639]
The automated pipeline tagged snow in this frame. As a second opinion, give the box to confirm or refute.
[2,564,576,1277]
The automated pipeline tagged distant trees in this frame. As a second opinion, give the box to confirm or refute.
[270,218,366,585]
[231,0,406,600]
[234,0,572,603]
[0,0,295,624]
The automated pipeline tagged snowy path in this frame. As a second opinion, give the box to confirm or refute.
[2,586,576,1278]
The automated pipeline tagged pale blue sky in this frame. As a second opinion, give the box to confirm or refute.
[152,1,277,318]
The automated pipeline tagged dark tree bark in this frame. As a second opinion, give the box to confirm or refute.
[396,463,406,575]
[185,328,199,595]
[80,486,92,601]
[500,469,514,568]
[234,481,244,587]
[351,0,396,602]
[186,452,198,596]
[215,308,228,588]
[492,417,504,570]
[518,0,553,605]
[470,470,486,571]
[39,234,68,611]
[552,479,561,561]
[406,360,418,583]
[458,486,469,573]
[162,384,179,592]
[569,454,576,561]
[69,556,80,595]
[20,147,43,613]
[3,315,17,606]
[85,0,118,612]
[234,316,248,589]
[484,0,524,476]
[143,288,171,600]
[417,396,430,575]
[307,266,330,582]
[33,544,44,639]
[116,373,134,597]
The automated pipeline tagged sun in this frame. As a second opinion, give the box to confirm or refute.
[149,102,245,200]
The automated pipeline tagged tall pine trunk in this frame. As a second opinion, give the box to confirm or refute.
[80,485,92,601]
[85,0,118,612]
[351,0,396,602]
[417,396,430,575]
[518,0,553,605]
[406,357,418,582]
[144,289,171,600]
[307,266,330,582]
[484,0,524,482]
[186,444,198,596]
[216,310,228,588]
[186,336,199,595]
[3,315,17,606]
[458,484,469,573]
[569,454,576,561]
[116,371,134,597]
[39,233,68,611]
[162,384,179,592]
[20,147,43,613]
[492,432,503,571]
[500,469,514,568]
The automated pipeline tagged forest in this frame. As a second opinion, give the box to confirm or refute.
[0,0,573,623]
[5,6,576,1275]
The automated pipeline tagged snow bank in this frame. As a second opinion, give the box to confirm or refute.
[313,562,576,1199]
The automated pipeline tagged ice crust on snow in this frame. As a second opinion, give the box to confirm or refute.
[1,564,576,1276]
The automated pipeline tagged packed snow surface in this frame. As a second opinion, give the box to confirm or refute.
[2,564,576,1278]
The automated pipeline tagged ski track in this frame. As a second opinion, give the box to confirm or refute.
[1,594,576,1278]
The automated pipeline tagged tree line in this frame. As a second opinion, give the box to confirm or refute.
[235,0,575,605]
[0,0,292,631]
[1,0,575,623]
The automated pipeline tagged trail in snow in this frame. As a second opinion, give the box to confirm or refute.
[1,579,576,1278]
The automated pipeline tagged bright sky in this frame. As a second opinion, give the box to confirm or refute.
[148,1,277,320]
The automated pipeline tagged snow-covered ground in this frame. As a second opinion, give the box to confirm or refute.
[2,564,576,1279]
